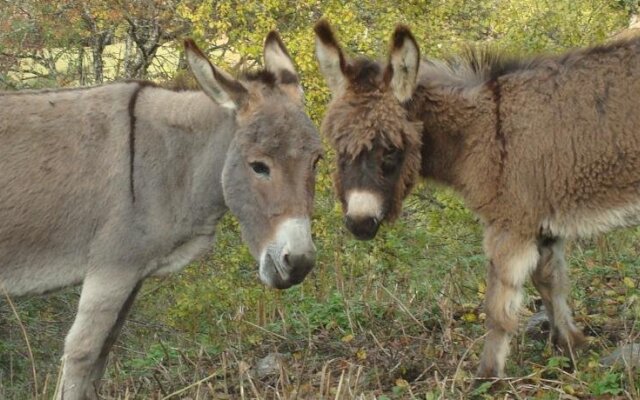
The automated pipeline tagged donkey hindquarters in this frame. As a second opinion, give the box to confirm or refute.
[1,32,321,400]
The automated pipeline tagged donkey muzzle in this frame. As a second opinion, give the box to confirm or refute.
[344,190,383,240]
[259,218,316,289]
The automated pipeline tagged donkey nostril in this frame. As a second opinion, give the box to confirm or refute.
[345,215,380,240]
[283,253,290,266]
[345,216,355,231]
[365,217,377,230]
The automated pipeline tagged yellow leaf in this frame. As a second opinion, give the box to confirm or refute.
[341,334,354,343]
[395,378,409,387]
[477,281,486,298]
[624,277,635,288]
[356,348,367,360]
[563,385,575,395]
[462,312,477,322]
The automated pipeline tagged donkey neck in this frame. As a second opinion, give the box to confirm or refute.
[410,83,502,212]
[132,87,237,230]
[137,88,237,140]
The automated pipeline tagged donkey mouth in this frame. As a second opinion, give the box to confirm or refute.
[261,251,293,289]
[258,218,316,289]
[259,246,316,290]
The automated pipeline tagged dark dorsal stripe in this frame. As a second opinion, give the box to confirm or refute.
[127,81,155,203]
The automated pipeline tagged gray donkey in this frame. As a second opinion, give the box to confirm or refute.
[315,19,640,380]
[0,32,322,399]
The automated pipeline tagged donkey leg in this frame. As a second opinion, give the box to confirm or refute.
[58,269,141,400]
[88,281,142,388]
[531,237,586,357]
[477,229,539,378]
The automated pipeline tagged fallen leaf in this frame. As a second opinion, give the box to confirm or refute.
[624,277,635,288]
[341,334,354,343]
[462,312,477,322]
[395,378,409,387]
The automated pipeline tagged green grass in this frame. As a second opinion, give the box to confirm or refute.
[3,181,640,399]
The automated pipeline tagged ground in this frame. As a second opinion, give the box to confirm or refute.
[2,185,640,399]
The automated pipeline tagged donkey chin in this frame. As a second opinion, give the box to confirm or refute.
[258,218,316,289]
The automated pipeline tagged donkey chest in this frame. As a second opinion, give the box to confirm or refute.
[145,211,226,276]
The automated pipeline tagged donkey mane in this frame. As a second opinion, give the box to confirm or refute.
[418,48,527,89]
[320,32,640,96]
[167,68,299,92]
[420,36,640,90]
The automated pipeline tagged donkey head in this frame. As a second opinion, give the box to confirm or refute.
[314,20,423,240]
[186,33,322,289]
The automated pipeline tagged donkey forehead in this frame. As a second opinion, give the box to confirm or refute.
[345,58,386,93]
[325,93,410,157]
[237,104,322,158]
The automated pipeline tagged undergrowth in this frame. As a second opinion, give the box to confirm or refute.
[2,181,640,399]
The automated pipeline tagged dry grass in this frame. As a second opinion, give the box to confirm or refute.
[2,189,640,399]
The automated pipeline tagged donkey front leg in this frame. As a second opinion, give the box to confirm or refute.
[532,237,586,358]
[477,228,539,378]
[58,268,141,400]
[88,281,142,387]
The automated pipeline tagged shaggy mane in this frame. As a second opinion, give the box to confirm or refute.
[420,35,640,89]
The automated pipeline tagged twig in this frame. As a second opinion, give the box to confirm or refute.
[450,332,487,393]
[379,284,428,331]
[334,370,345,400]
[53,357,64,400]
[160,370,220,400]
[2,284,38,397]
[242,319,288,340]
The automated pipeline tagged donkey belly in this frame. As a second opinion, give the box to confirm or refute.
[0,252,88,296]
[541,201,640,238]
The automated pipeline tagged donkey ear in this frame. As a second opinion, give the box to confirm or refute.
[314,19,347,96]
[184,39,248,109]
[264,31,300,85]
[385,25,420,103]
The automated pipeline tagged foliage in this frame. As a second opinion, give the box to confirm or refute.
[588,371,624,396]
[1,0,640,399]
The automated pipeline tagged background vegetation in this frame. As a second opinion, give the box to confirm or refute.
[1,0,640,398]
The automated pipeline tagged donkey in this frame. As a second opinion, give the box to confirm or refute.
[314,19,640,379]
[0,32,322,399]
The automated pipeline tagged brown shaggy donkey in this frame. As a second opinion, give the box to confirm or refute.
[314,19,640,379]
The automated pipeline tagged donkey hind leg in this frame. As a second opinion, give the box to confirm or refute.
[58,269,141,400]
[531,238,586,358]
[477,229,540,379]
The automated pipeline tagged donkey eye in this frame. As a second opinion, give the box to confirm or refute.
[381,149,400,175]
[250,161,270,176]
